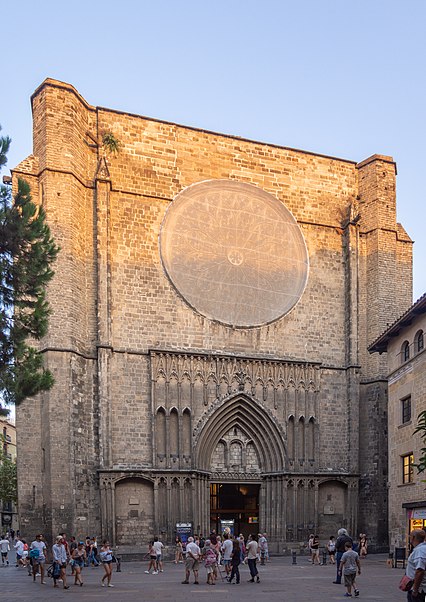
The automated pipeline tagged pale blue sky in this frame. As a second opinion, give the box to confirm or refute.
[3,0,426,299]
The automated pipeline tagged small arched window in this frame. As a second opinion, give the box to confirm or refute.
[415,330,424,354]
[401,341,410,363]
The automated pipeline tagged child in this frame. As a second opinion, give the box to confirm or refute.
[339,540,361,597]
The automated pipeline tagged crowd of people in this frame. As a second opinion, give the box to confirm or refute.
[1,531,116,589]
[5,526,426,599]
[178,531,268,585]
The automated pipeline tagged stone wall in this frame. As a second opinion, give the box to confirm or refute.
[13,78,413,548]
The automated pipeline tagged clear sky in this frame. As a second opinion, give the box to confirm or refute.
[2,0,425,299]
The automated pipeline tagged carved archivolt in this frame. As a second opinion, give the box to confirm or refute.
[150,350,320,410]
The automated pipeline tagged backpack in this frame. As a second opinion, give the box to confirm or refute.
[29,548,40,559]
[205,548,216,567]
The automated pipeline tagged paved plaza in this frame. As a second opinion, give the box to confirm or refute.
[0,552,409,601]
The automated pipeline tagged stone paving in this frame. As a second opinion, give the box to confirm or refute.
[0,553,408,601]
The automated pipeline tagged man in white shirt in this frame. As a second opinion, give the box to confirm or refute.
[182,536,200,585]
[405,529,426,600]
[246,534,260,583]
[14,537,24,566]
[221,533,233,577]
[0,534,10,565]
[152,536,164,573]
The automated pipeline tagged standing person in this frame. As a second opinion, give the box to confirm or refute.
[174,537,184,564]
[69,536,78,576]
[52,535,70,589]
[152,536,164,572]
[311,534,320,565]
[71,541,86,586]
[308,534,314,562]
[181,536,200,585]
[88,537,99,567]
[327,536,336,564]
[229,539,241,584]
[359,533,368,558]
[145,540,158,574]
[0,534,10,565]
[221,532,233,577]
[258,533,268,565]
[333,528,353,584]
[405,529,426,601]
[339,540,361,597]
[246,534,260,583]
[202,538,218,586]
[238,534,246,562]
[30,534,47,584]
[99,540,114,587]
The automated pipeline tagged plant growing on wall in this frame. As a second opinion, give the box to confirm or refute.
[414,410,426,476]
[101,131,121,156]
[0,126,59,414]
[0,434,17,504]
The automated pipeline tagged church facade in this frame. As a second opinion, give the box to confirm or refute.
[14,79,412,552]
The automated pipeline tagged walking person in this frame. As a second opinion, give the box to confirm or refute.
[405,529,426,601]
[0,534,10,565]
[52,535,70,589]
[14,536,24,567]
[30,533,48,584]
[71,541,86,586]
[145,540,158,574]
[333,528,353,584]
[246,534,260,583]
[338,540,361,597]
[311,534,320,565]
[99,540,114,587]
[152,536,164,573]
[228,539,241,584]
[181,536,200,585]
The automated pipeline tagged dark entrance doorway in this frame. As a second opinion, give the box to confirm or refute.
[210,483,260,539]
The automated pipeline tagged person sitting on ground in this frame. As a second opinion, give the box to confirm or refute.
[339,540,361,598]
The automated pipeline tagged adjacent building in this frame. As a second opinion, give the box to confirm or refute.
[369,294,426,548]
[0,418,17,532]
[13,78,413,551]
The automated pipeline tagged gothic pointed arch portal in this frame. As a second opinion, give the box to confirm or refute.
[195,393,288,473]
[194,393,288,538]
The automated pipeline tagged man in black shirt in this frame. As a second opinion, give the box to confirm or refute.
[333,528,353,584]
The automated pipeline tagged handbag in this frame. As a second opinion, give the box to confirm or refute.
[399,575,414,591]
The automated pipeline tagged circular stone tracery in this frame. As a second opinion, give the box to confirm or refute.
[159,180,309,328]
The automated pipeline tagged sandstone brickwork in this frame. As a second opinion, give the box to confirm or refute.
[13,79,412,552]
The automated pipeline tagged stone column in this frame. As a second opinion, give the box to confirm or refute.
[95,159,113,469]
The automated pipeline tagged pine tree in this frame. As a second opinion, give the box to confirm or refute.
[0,127,59,414]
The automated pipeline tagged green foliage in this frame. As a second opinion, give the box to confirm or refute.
[0,128,59,409]
[0,435,17,504]
[414,410,426,475]
[101,131,120,155]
